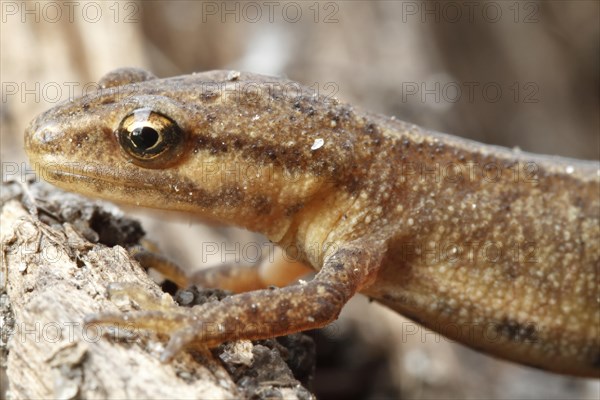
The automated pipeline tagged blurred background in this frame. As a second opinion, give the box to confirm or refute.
[2,1,599,399]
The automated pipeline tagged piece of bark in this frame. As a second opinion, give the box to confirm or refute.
[0,180,314,400]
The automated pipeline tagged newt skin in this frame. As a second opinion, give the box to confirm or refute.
[25,68,600,377]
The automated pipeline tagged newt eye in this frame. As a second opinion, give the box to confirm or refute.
[116,109,186,168]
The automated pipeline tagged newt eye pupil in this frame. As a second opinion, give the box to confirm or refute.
[131,126,160,150]
[116,108,186,168]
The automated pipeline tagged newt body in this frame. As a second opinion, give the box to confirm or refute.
[25,69,600,377]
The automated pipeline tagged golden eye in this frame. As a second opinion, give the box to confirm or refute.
[116,109,186,168]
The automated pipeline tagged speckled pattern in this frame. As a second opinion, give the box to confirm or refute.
[25,68,599,377]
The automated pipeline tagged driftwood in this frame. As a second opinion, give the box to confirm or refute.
[0,180,314,399]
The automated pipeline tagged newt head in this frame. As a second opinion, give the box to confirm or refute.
[24,68,355,241]
[26,69,210,212]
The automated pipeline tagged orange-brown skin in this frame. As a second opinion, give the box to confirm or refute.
[25,68,600,377]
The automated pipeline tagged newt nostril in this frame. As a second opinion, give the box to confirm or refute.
[38,124,60,144]
[26,120,62,149]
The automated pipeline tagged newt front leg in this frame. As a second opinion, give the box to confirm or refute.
[86,242,383,362]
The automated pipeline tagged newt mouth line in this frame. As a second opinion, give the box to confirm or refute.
[36,164,159,192]
[35,164,236,206]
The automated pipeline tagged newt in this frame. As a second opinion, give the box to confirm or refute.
[25,68,600,377]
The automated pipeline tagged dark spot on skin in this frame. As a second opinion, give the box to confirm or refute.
[193,136,209,152]
[435,300,455,317]
[71,132,89,147]
[344,176,360,194]
[364,122,378,135]
[210,139,228,154]
[326,111,341,128]
[504,264,519,280]
[497,191,519,213]
[285,203,304,217]
[277,310,291,327]
[311,300,338,323]
[232,138,243,150]
[277,299,291,310]
[251,195,272,215]
[268,91,282,102]
[266,148,277,161]
[504,160,518,169]
[221,315,239,331]
[332,263,344,271]
[342,107,353,119]
[201,91,219,101]
[194,135,228,154]
[494,318,538,342]
[99,97,116,105]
